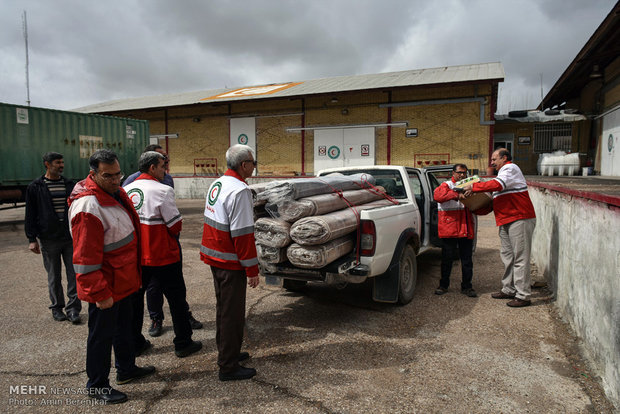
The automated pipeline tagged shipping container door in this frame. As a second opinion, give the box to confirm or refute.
[314,127,375,172]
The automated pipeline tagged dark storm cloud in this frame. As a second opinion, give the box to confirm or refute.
[0,0,616,111]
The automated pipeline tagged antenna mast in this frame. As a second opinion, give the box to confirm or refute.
[22,10,31,106]
[540,73,543,105]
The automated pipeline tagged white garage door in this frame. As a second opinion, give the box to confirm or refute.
[601,106,620,176]
[230,117,256,175]
[314,127,375,173]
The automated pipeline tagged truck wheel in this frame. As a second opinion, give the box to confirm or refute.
[283,279,307,292]
[397,244,417,305]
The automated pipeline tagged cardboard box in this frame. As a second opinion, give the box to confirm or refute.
[461,192,492,211]
[454,175,492,211]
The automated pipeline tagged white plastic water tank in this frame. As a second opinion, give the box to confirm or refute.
[539,151,577,175]
[564,153,579,176]
[537,153,549,175]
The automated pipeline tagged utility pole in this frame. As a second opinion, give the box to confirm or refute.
[23,10,31,106]
[539,73,543,108]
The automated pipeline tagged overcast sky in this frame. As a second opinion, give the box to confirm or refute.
[0,0,616,114]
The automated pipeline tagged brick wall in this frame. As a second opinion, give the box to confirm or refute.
[107,82,495,176]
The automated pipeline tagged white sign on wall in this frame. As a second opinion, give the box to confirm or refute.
[16,108,29,124]
[230,117,257,174]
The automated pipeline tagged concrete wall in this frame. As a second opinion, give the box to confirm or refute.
[173,175,294,199]
[529,186,620,409]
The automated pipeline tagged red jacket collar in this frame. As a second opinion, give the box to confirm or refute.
[499,161,513,171]
[224,169,246,183]
[135,172,160,182]
[69,175,130,208]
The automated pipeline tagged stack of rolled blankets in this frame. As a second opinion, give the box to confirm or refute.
[250,174,394,272]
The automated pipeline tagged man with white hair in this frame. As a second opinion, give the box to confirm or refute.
[200,144,260,381]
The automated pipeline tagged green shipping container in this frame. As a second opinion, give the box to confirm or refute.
[0,102,149,203]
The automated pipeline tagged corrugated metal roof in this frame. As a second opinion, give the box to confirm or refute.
[73,62,504,113]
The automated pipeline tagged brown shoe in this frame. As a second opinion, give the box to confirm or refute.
[507,298,531,307]
[491,291,515,299]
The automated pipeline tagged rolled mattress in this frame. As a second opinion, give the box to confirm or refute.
[286,236,354,268]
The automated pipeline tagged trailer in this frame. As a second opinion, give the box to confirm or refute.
[0,102,149,205]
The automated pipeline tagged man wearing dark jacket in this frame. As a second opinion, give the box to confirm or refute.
[25,152,81,323]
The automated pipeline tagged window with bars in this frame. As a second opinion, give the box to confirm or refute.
[533,123,573,153]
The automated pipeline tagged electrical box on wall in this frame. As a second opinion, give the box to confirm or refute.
[406,128,418,138]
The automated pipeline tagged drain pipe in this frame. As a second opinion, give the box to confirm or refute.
[164,108,169,154]
[301,98,306,175]
[387,91,392,165]
[488,84,498,165]
[379,97,494,126]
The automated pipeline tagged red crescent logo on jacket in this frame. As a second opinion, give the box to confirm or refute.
[126,188,144,210]
[208,182,222,206]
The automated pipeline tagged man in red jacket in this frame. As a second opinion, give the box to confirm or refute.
[433,164,478,298]
[201,144,260,381]
[463,148,537,307]
[124,151,202,358]
[68,150,155,404]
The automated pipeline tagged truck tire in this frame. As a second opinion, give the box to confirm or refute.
[283,279,307,292]
[397,244,417,305]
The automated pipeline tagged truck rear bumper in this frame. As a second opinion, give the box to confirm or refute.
[261,256,371,285]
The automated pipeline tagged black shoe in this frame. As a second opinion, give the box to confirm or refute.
[136,340,152,357]
[461,288,478,298]
[239,352,250,362]
[67,311,81,324]
[188,312,203,330]
[175,340,202,358]
[219,366,256,381]
[52,309,67,321]
[434,287,448,295]
[148,319,163,337]
[88,387,127,404]
[116,365,156,385]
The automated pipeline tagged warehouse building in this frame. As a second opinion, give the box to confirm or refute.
[75,62,503,184]
[493,2,620,176]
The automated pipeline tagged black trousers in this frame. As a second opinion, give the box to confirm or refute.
[211,266,247,373]
[86,296,136,389]
[146,239,190,321]
[133,261,193,350]
[440,237,474,290]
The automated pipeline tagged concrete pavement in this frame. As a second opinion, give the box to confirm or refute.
[0,200,614,413]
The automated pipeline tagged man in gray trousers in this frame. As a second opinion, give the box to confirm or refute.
[25,152,82,323]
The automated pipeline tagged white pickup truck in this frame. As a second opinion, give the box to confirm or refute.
[262,165,459,305]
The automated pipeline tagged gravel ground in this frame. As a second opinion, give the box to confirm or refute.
[0,200,615,413]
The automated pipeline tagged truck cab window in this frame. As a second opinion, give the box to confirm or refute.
[428,171,449,193]
[408,174,424,212]
[333,169,407,199]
